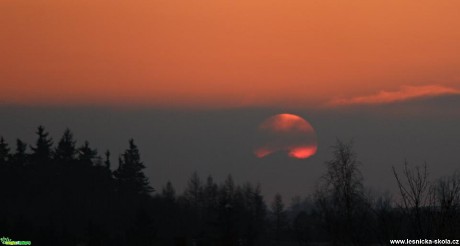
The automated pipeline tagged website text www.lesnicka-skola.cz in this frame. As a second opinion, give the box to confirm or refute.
[390,239,460,245]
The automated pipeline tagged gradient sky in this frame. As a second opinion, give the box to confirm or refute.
[1,0,460,107]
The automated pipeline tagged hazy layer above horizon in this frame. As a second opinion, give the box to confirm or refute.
[1,95,459,202]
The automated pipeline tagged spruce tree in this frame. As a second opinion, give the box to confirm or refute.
[0,137,10,166]
[162,181,176,201]
[104,150,111,169]
[55,128,77,163]
[114,139,153,195]
[271,193,286,244]
[78,141,98,166]
[12,139,27,167]
[185,172,203,205]
[31,126,53,165]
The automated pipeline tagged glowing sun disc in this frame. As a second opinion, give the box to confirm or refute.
[254,113,318,159]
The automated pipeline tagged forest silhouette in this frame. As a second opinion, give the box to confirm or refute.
[0,126,459,245]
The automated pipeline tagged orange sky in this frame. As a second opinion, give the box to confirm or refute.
[1,0,460,108]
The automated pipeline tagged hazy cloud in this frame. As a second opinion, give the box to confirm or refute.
[327,85,460,107]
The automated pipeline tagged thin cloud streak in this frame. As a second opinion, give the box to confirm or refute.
[327,85,460,107]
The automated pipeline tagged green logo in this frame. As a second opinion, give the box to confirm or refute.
[0,237,31,245]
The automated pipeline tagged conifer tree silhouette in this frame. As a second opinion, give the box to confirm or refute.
[31,126,53,165]
[162,181,176,201]
[12,139,27,167]
[0,137,10,166]
[271,193,286,245]
[104,150,111,169]
[78,141,98,166]
[114,139,153,195]
[55,128,77,163]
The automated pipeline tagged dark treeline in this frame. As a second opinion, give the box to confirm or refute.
[0,127,459,245]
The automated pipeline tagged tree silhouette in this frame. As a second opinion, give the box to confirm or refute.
[114,139,153,195]
[204,175,219,209]
[12,139,28,167]
[316,139,369,246]
[433,172,460,238]
[271,193,286,245]
[161,181,176,201]
[0,137,10,166]
[392,161,432,237]
[31,126,53,165]
[104,150,111,169]
[184,171,203,206]
[78,141,98,166]
[2,127,459,245]
[55,128,77,163]
[293,211,310,246]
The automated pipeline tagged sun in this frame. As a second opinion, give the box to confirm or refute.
[254,113,318,159]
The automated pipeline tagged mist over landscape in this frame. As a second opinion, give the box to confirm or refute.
[1,94,459,201]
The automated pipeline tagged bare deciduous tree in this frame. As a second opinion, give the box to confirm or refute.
[315,140,369,246]
[392,161,431,237]
[433,172,460,237]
